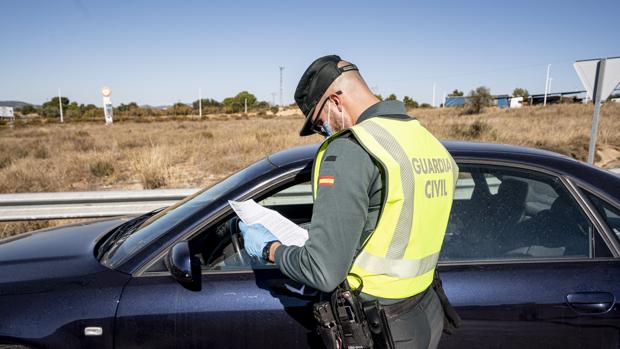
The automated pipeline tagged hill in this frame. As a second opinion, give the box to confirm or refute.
[0,101,37,108]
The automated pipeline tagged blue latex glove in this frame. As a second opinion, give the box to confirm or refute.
[238,222,278,259]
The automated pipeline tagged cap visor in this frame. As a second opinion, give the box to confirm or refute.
[299,106,317,136]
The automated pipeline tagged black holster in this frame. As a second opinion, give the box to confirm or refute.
[362,300,395,349]
[431,271,462,334]
[313,277,395,349]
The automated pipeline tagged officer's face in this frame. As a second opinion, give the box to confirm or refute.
[311,91,346,136]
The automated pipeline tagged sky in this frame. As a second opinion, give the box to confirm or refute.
[1,0,618,106]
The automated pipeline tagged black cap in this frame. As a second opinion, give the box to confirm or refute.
[294,55,358,136]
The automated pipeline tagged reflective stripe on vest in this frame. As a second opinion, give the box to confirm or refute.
[312,117,459,299]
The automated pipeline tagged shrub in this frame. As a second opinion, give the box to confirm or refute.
[90,160,115,177]
[33,144,50,159]
[132,146,170,189]
[201,131,214,139]
[72,135,95,152]
[463,86,493,115]
[403,96,418,109]
[450,120,493,139]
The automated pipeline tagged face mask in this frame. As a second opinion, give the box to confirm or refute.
[321,100,334,137]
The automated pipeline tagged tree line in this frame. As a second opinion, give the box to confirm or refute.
[16,91,279,120]
[16,86,535,119]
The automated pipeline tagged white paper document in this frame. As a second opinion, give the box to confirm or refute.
[228,199,309,246]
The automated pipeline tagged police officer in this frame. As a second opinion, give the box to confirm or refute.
[240,55,459,348]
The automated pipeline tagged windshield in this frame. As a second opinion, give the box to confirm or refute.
[100,158,274,268]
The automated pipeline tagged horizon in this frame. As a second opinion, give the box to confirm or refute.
[1,0,619,106]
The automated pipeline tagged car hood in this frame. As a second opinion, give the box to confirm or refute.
[0,218,128,284]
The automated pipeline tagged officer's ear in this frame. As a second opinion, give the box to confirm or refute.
[329,91,344,112]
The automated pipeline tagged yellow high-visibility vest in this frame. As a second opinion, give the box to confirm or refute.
[312,117,459,299]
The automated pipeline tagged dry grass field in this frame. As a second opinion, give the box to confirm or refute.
[1,103,619,237]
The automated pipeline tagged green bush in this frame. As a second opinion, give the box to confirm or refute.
[463,86,493,115]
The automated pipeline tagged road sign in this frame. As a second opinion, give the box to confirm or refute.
[574,57,620,102]
[101,86,113,125]
[573,57,620,164]
[101,86,112,97]
[0,106,14,118]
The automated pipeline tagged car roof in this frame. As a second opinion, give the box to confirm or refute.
[267,140,574,167]
[267,140,620,202]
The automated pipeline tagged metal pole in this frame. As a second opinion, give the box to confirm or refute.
[543,64,550,106]
[548,78,553,95]
[279,66,284,106]
[244,98,247,114]
[587,59,607,165]
[58,88,64,123]
[198,88,202,118]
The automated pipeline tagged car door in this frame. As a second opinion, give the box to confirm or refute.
[438,162,620,349]
[113,183,320,349]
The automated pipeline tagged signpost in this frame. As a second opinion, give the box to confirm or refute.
[0,106,15,128]
[573,57,620,164]
[101,86,113,125]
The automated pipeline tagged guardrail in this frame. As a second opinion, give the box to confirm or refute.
[0,168,618,222]
[0,189,199,221]
[0,186,314,222]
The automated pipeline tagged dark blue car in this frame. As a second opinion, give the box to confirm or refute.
[1,141,620,349]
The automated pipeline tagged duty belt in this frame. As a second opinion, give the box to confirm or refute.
[383,288,429,319]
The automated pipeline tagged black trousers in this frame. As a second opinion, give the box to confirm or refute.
[388,287,444,349]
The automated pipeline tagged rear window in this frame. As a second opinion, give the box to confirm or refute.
[585,192,620,241]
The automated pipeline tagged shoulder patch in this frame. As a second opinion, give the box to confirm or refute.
[318,175,335,186]
[324,155,337,162]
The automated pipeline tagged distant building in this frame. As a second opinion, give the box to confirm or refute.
[444,96,465,107]
[528,90,585,105]
[510,96,524,108]
[444,94,512,109]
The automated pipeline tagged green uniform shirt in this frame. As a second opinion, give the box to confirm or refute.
[275,100,412,294]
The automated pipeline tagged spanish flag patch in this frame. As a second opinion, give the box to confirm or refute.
[318,175,335,186]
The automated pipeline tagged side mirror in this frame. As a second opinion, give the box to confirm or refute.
[165,241,201,291]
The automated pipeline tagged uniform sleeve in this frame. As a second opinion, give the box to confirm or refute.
[274,137,376,292]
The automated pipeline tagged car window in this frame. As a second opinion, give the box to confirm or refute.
[441,164,593,261]
[101,158,274,269]
[585,192,620,241]
[197,182,313,272]
[259,182,313,206]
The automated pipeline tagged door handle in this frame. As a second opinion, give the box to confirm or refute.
[566,292,615,314]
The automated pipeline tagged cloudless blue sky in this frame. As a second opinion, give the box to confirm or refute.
[1,0,618,106]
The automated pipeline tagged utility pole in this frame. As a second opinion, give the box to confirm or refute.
[58,88,64,123]
[432,83,436,107]
[587,59,607,164]
[244,98,247,114]
[271,92,276,106]
[548,78,553,95]
[279,66,284,106]
[198,88,202,118]
[543,64,551,106]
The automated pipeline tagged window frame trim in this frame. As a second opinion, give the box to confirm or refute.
[572,180,620,255]
[444,158,615,264]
